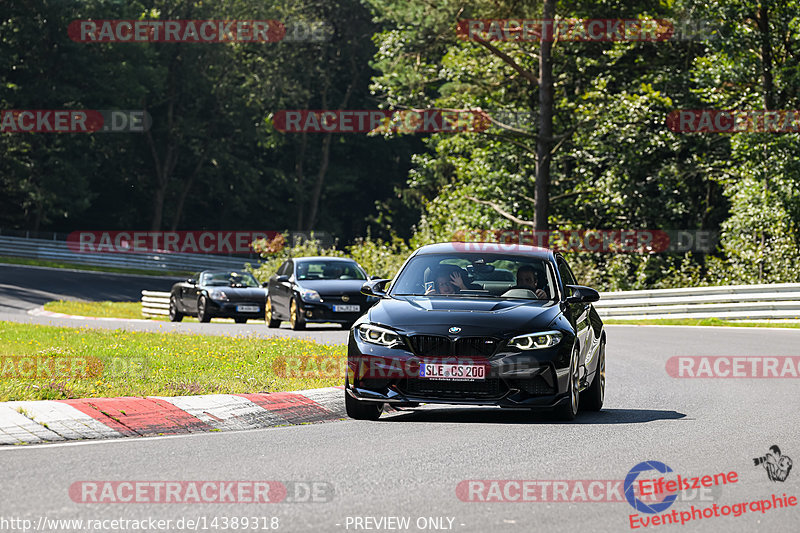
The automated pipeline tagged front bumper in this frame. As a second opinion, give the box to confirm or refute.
[206,300,264,318]
[299,300,375,324]
[346,328,575,409]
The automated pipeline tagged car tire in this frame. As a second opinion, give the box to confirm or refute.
[197,296,212,323]
[289,297,306,330]
[345,389,383,421]
[581,341,605,411]
[265,297,281,328]
[554,344,580,421]
[169,295,184,322]
[341,321,355,330]
[234,317,247,324]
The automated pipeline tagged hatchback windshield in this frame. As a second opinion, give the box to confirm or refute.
[296,260,366,280]
[390,253,556,299]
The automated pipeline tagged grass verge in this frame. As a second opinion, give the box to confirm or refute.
[0,255,190,277]
[604,317,800,328]
[42,300,236,323]
[0,321,344,401]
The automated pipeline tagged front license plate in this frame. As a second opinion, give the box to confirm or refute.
[333,304,360,312]
[236,305,260,313]
[419,363,487,380]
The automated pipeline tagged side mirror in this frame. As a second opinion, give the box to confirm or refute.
[565,285,600,304]
[368,275,380,281]
[362,279,391,298]
[187,278,196,285]
[275,275,290,283]
[261,281,269,288]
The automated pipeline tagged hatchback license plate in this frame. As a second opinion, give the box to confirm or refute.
[333,304,360,312]
[236,305,260,313]
[419,363,487,380]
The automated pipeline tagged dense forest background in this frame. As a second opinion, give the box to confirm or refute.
[1,0,799,289]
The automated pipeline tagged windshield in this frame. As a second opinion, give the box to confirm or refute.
[390,253,556,300]
[296,260,366,281]
[201,271,260,288]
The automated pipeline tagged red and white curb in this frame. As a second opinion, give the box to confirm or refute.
[0,387,345,445]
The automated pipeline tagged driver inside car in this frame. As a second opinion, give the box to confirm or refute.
[513,265,549,299]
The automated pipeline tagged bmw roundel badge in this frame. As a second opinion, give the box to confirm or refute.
[449,326,461,334]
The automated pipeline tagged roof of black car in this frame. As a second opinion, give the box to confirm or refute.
[414,242,555,260]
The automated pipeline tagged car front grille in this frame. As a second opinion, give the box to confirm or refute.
[403,378,502,398]
[408,335,498,357]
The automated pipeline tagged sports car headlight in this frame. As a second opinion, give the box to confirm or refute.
[508,331,563,350]
[357,324,402,347]
[299,288,322,303]
[209,290,229,301]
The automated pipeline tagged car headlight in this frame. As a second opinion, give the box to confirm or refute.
[508,331,563,350]
[209,290,229,301]
[300,288,322,303]
[357,324,402,348]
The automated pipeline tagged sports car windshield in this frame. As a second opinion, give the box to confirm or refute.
[390,253,556,299]
[201,271,260,288]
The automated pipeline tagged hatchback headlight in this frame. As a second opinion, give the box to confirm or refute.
[508,331,563,350]
[300,288,322,303]
[357,324,402,347]
[209,290,229,301]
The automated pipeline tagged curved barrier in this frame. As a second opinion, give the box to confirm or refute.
[142,291,171,317]
[596,283,800,321]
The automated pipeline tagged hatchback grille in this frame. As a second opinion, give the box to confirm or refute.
[408,335,498,357]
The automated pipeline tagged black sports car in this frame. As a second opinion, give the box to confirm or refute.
[345,243,606,421]
[265,256,379,330]
[169,270,268,323]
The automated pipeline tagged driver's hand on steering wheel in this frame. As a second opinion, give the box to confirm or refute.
[534,288,547,299]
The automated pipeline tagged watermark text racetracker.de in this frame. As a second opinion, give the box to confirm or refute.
[450,229,717,253]
[67,230,281,255]
[666,356,800,378]
[455,479,720,503]
[1,110,151,133]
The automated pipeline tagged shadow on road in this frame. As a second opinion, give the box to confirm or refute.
[383,407,687,425]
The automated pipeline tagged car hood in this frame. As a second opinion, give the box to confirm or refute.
[367,296,561,336]
[297,279,367,296]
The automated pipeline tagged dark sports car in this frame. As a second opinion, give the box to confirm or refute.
[265,256,379,330]
[169,270,268,323]
[345,243,606,421]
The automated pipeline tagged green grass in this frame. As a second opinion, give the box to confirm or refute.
[0,321,345,401]
[604,317,800,328]
[0,255,190,277]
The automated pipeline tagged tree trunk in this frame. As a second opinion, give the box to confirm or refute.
[535,0,556,232]
[757,2,775,109]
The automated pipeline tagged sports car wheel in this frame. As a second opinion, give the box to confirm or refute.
[554,344,580,421]
[265,297,281,328]
[581,341,605,411]
[169,295,184,322]
[197,296,212,323]
[289,298,306,330]
[345,388,382,421]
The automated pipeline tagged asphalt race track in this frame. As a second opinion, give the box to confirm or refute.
[1,264,799,532]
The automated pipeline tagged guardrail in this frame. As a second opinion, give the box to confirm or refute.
[142,290,171,317]
[595,283,800,321]
[0,235,255,273]
[141,284,800,321]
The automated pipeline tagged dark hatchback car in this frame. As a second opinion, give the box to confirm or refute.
[169,270,268,323]
[266,256,379,330]
[345,243,606,421]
